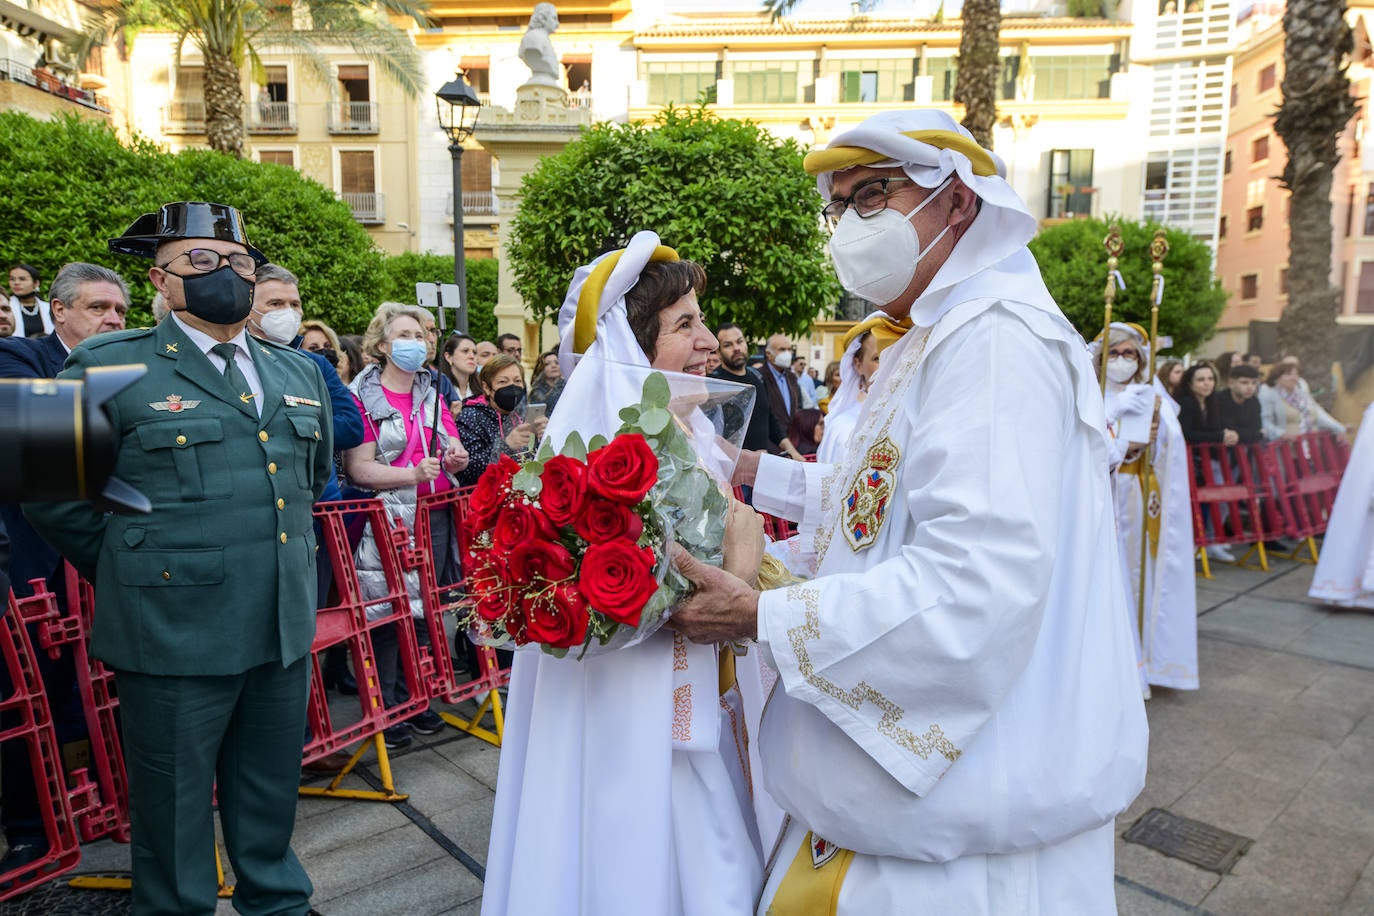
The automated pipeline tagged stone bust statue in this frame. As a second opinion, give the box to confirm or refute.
[518,3,563,89]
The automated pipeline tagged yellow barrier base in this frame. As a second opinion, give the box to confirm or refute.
[1196,547,1212,579]
[1280,536,1320,565]
[298,734,409,803]
[440,689,505,748]
[67,844,233,898]
[1236,542,1270,572]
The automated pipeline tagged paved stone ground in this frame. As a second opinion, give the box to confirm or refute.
[4,555,1373,915]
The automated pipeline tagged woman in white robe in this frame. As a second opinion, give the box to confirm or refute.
[1310,400,1374,608]
[1095,322,1199,692]
[481,232,780,916]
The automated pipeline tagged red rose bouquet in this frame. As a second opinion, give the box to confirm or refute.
[462,372,739,656]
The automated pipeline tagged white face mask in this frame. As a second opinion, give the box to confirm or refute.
[828,177,954,305]
[1106,356,1139,384]
[773,350,793,370]
[254,307,301,344]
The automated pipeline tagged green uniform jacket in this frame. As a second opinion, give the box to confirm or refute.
[25,318,334,676]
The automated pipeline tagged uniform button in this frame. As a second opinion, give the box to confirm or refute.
[280,532,288,544]
[161,571,171,580]
[314,430,321,440]
[259,430,269,442]
[268,462,278,474]
[277,498,285,510]
[176,435,187,446]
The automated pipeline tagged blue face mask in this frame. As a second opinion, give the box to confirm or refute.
[388,338,428,373]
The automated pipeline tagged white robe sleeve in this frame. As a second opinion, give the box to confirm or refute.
[756,310,1076,796]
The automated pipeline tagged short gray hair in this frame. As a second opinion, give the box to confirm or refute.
[255,263,299,286]
[150,292,170,323]
[49,262,130,309]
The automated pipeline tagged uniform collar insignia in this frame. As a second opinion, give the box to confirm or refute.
[165,343,178,353]
[150,394,200,412]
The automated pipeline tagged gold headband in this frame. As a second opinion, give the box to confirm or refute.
[572,243,679,355]
[804,129,998,179]
[842,313,914,356]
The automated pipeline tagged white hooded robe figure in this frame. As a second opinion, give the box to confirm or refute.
[1096,322,1199,692]
[1310,400,1374,608]
[743,110,1148,914]
[481,232,780,916]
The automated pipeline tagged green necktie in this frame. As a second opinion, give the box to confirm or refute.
[211,342,258,416]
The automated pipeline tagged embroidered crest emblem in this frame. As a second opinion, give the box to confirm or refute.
[150,394,201,412]
[810,833,839,869]
[283,394,322,408]
[1146,489,1162,520]
[842,435,900,550]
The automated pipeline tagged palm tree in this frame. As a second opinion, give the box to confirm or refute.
[764,0,1002,150]
[1273,0,1355,384]
[953,0,1000,148]
[82,0,430,158]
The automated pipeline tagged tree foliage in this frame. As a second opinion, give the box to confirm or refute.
[377,252,500,343]
[507,106,840,341]
[0,111,384,332]
[81,0,429,157]
[1028,217,1227,356]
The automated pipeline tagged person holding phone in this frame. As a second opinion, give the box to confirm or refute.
[454,353,548,487]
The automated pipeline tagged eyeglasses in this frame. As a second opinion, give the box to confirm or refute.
[1106,347,1139,359]
[159,248,257,280]
[822,177,915,230]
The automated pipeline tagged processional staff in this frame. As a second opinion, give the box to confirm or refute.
[1136,229,1170,640]
[1100,224,1125,392]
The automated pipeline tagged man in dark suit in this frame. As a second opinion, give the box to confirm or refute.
[26,203,332,916]
[0,263,128,873]
[759,333,803,450]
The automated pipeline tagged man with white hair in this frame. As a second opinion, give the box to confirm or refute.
[672,110,1148,912]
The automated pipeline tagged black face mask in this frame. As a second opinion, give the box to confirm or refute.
[316,346,339,368]
[179,265,254,325]
[492,383,525,413]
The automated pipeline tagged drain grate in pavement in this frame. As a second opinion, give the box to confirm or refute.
[1123,808,1253,874]
[0,877,131,915]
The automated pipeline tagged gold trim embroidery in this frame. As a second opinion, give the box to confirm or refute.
[672,632,688,671]
[672,683,693,742]
[784,584,960,764]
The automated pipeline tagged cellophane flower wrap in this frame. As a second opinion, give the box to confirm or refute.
[461,368,755,657]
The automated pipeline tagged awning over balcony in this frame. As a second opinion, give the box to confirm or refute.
[0,0,80,47]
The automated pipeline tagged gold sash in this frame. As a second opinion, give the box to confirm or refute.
[1119,454,1162,559]
[766,831,854,916]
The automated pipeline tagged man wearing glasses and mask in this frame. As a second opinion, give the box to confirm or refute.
[671,111,1147,913]
[26,202,333,916]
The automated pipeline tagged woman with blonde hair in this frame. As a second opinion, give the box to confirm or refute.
[299,318,340,359]
[344,302,469,749]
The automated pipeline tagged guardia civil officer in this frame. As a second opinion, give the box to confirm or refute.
[26,202,332,916]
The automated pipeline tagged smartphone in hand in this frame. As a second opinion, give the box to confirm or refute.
[526,402,547,426]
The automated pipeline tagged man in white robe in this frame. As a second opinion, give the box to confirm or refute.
[1096,322,1199,693]
[1310,400,1374,608]
[671,110,1148,915]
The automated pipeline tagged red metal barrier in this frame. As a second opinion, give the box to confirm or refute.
[1261,431,1347,559]
[0,589,83,900]
[1187,442,1271,571]
[303,499,429,771]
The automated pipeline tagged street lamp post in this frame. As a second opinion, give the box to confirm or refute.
[435,75,482,334]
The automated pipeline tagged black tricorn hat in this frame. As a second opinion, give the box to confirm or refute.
[108,202,267,263]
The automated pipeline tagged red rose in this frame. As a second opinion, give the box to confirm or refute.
[586,434,659,505]
[540,455,587,527]
[509,539,576,584]
[467,455,522,532]
[474,589,512,622]
[580,540,659,626]
[493,500,557,551]
[574,497,645,545]
[522,587,589,649]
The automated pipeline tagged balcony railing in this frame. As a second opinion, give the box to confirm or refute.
[328,101,379,134]
[162,100,207,134]
[342,191,385,224]
[0,58,109,113]
[246,100,297,133]
[445,191,498,219]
